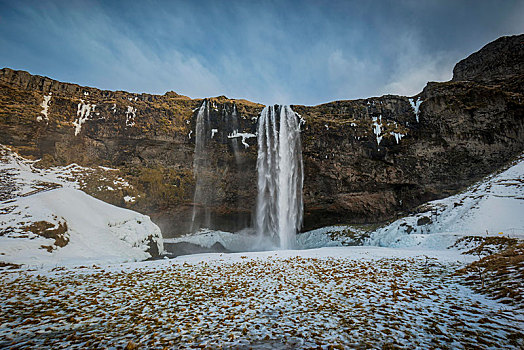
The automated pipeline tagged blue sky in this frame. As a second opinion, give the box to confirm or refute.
[1,0,523,105]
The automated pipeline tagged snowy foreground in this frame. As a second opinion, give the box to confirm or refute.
[1,247,523,349]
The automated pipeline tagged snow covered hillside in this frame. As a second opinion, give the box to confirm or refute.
[367,153,524,248]
[0,145,163,267]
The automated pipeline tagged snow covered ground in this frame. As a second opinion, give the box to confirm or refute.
[164,225,368,252]
[0,247,522,349]
[0,145,163,267]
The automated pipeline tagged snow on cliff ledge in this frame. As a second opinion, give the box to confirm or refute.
[0,146,163,267]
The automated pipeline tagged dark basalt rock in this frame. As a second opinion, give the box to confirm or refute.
[417,217,432,226]
[0,34,523,236]
[163,241,229,257]
[453,34,524,84]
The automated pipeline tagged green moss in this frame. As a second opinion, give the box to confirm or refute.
[133,166,195,209]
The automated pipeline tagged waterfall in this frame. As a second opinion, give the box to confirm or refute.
[256,105,304,249]
[190,100,211,232]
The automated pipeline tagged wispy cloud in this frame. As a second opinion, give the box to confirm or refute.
[378,33,455,97]
[1,0,523,105]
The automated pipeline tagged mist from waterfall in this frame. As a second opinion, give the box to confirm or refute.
[229,104,242,165]
[256,105,304,249]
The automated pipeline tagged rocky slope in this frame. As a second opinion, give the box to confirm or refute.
[0,34,523,236]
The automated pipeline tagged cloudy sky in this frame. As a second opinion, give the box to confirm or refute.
[1,0,523,105]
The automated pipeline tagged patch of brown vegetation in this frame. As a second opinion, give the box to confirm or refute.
[451,235,519,256]
[455,241,524,307]
[25,220,69,249]
[163,91,191,100]
[135,166,194,209]
[0,261,21,269]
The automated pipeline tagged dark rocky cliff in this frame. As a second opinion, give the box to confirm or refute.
[453,34,524,84]
[1,34,523,236]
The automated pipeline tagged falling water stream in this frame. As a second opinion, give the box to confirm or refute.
[229,104,242,165]
[190,100,211,232]
[256,105,304,249]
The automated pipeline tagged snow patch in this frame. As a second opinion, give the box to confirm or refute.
[228,130,256,148]
[409,97,422,122]
[124,195,136,203]
[297,113,306,126]
[73,100,95,136]
[38,93,52,122]
[125,106,136,127]
[372,115,383,145]
[390,131,406,144]
[99,165,118,171]
[0,188,163,267]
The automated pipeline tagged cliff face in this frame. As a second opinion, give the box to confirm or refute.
[453,34,524,84]
[298,79,523,229]
[1,34,523,236]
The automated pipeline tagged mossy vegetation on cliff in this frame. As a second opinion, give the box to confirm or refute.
[134,166,195,209]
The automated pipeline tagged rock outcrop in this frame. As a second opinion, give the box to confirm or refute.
[0,34,523,236]
[453,34,524,84]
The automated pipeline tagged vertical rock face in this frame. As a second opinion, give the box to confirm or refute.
[296,79,523,229]
[0,70,263,236]
[0,34,523,236]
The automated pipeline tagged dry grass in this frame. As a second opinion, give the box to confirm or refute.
[456,241,524,307]
[24,220,69,249]
[451,235,520,256]
[0,262,21,270]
